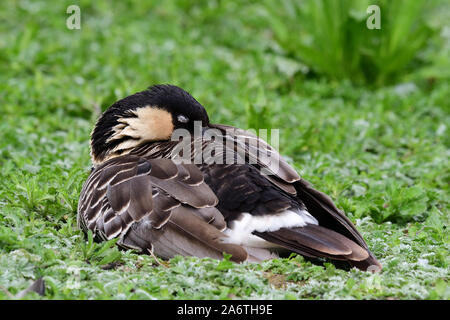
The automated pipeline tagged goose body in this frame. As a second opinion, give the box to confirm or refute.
[78,84,381,271]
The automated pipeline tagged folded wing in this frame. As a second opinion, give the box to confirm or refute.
[208,125,381,271]
[77,155,247,262]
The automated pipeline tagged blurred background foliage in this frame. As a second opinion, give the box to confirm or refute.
[1,0,449,89]
[261,0,448,86]
[169,0,450,86]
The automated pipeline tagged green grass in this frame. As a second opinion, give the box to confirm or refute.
[0,1,449,300]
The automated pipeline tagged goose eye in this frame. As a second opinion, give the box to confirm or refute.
[177,114,189,123]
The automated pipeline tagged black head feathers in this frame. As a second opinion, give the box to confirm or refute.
[90,84,209,164]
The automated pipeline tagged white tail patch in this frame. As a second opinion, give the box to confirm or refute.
[223,209,318,248]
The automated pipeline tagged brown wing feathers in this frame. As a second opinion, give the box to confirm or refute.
[78,155,246,262]
[296,179,366,246]
[252,179,381,270]
[211,124,301,184]
[145,206,247,262]
[206,127,380,270]
[293,179,381,270]
[254,225,369,262]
